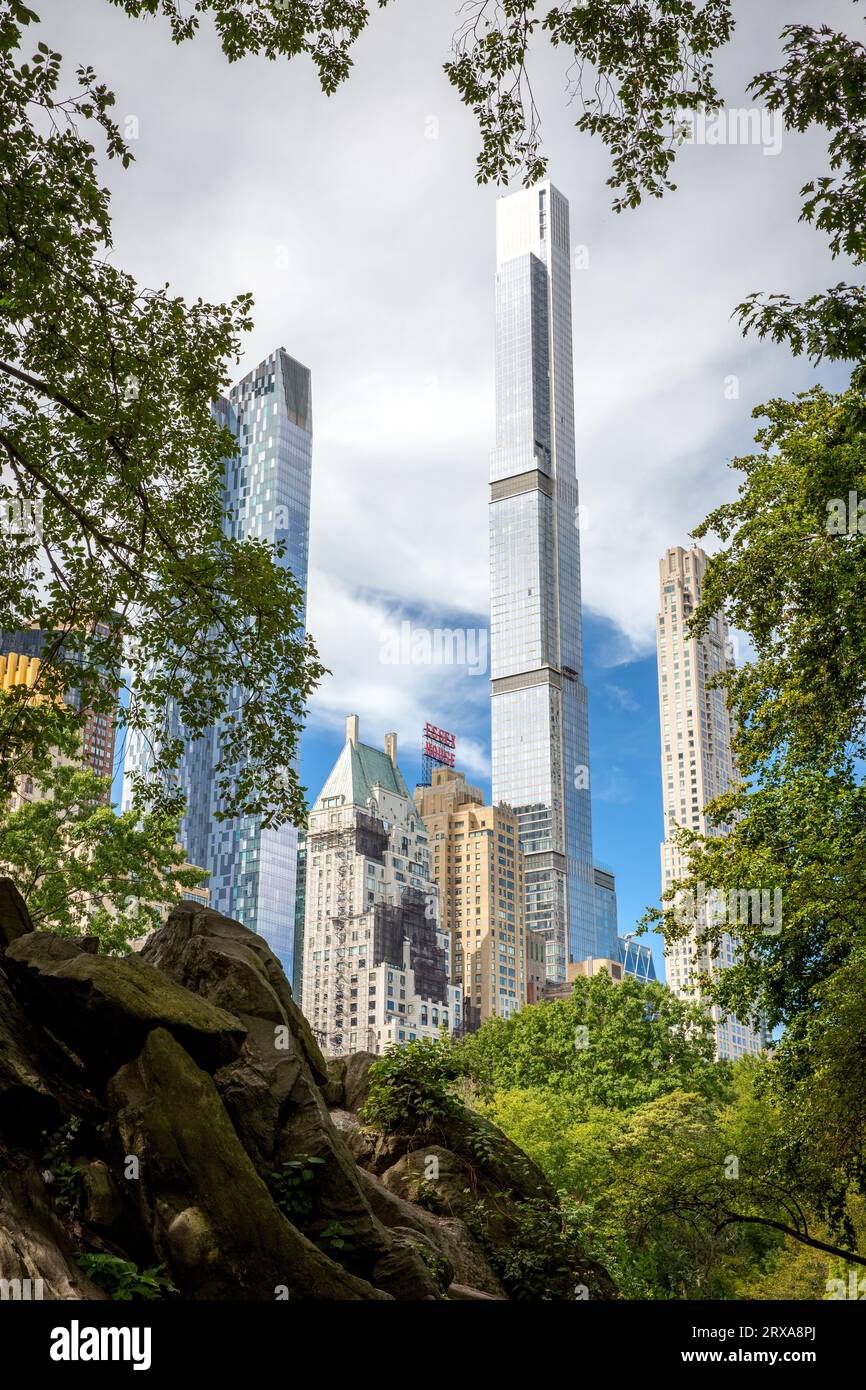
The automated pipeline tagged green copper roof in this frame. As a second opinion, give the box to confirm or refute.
[313,738,412,811]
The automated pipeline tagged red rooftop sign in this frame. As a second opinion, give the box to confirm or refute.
[424,723,456,767]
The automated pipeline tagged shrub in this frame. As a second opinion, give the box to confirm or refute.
[269,1155,327,1224]
[361,1037,463,1134]
[76,1254,177,1301]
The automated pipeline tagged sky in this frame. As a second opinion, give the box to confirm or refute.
[62,0,858,978]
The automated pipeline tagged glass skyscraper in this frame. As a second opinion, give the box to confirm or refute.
[122,347,312,979]
[490,183,611,982]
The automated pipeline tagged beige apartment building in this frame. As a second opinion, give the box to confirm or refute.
[414,767,527,1032]
[0,651,84,811]
[302,719,460,1057]
[656,544,763,1060]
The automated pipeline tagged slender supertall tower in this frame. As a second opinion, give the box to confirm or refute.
[656,544,763,1059]
[490,183,605,984]
[123,347,312,979]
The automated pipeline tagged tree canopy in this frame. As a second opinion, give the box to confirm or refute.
[0,0,325,824]
[458,971,722,1109]
[0,761,202,950]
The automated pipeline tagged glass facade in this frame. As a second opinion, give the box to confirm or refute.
[122,348,312,980]
[490,183,601,981]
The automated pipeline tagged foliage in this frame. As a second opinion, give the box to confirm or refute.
[645,385,866,1243]
[0,763,203,950]
[467,1193,599,1301]
[97,0,735,205]
[76,1253,177,1301]
[458,971,721,1109]
[0,1,325,824]
[479,1087,620,1197]
[317,1219,355,1254]
[269,1155,326,1224]
[41,1117,83,1212]
[476,1046,866,1295]
[412,1241,451,1293]
[414,1180,446,1214]
[361,1036,463,1134]
[447,0,734,201]
[736,18,866,372]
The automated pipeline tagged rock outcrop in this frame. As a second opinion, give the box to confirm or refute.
[0,886,618,1301]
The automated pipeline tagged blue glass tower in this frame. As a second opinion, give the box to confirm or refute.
[490,183,613,982]
[122,348,312,979]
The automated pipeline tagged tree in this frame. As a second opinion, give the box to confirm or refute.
[484,1062,866,1297]
[458,971,723,1109]
[0,1,325,825]
[477,1086,607,1195]
[4,0,861,820]
[0,762,203,951]
[103,0,734,204]
[644,383,866,1261]
[737,17,866,373]
[104,3,865,368]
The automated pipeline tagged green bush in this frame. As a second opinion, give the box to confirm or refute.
[361,1037,463,1133]
[269,1155,327,1224]
[76,1254,177,1301]
[41,1119,83,1213]
[467,1196,595,1301]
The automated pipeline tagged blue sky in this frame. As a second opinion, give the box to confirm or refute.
[296,607,668,978]
[88,0,858,987]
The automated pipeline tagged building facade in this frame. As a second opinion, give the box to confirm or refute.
[292,828,307,999]
[301,718,460,1057]
[0,625,118,804]
[489,182,604,985]
[122,348,313,979]
[656,544,762,1060]
[593,864,658,985]
[415,767,527,1031]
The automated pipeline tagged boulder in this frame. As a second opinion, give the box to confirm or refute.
[141,908,442,1300]
[381,1144,467,1207]
[0,1162,107,1300]
[5,933,246,1080]
[357,1162,506,1297]
[77,1159,124,1231]
[0,878,32,953]
[324,1053,377,1113]
[0,974,90,1146]
[106,1027,388,1301]
[141,905,328,1085]
[341,1052,378,1113]
[447,1283,506,1300]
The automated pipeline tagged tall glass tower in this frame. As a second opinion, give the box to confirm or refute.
[123,347,312,980]
[490,183,607,982]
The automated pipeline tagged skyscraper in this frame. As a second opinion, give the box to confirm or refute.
[122,347,312,979]
[301,717,460,1057]
[414,766,527,1031]
[656,544,762,1059]
[490,182,606,984]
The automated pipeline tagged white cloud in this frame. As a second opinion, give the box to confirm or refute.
[37,0,857,691]
[306,569,490,778]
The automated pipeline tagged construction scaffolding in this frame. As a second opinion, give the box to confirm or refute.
[372,887,448,1005]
